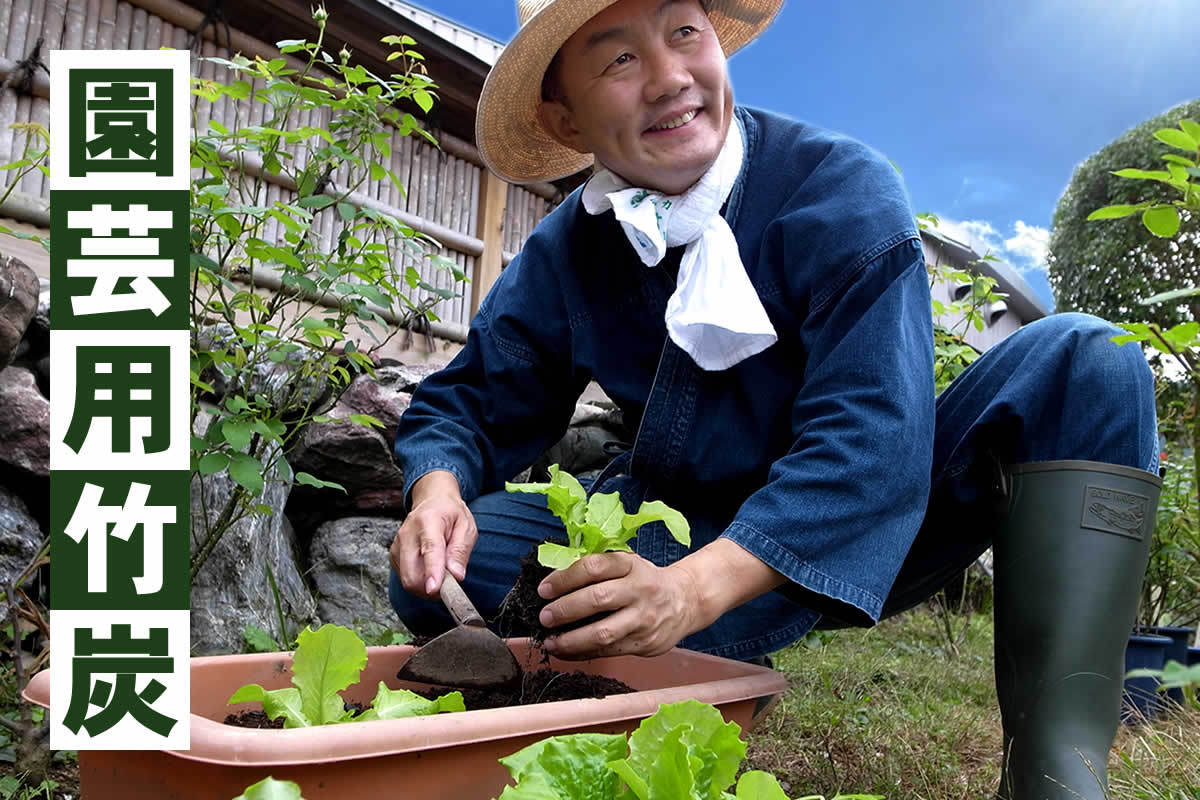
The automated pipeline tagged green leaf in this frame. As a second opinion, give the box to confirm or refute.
[537,542,587,570]
[234,777,306,800]
[228,453,265,494]
[223,419,253,452]
[355,683,465,721]
[1155,127,1198,152]
[348,413,385,429]
[506,464,588,528]
[413,88,434,114]
[1086,203,1150,221]
[584,492,626,536]
[1161,153,1197,168]
[1179,119,1200,142]
[617,700,746,800]
[299,194,336,209]
[1160,321,1200,350]
[1142,205,1181,238]
[295,471,347,493]
[337,202,357,221]
[197,452,230,475]
[243,624,278,653]
[498,733,627,800]
[731,771,790,800]
[621,500,691,548]
[228,684,310,728]
[290,624,367,726]
[1111,168,1172,181]
[494,775,563,800]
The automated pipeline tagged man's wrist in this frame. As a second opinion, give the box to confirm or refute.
[668,538,787,635]
[410,470,462,507]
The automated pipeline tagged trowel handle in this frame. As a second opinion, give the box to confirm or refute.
[439,572,485,627]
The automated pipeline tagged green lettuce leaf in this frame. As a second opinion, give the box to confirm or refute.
[228,684,310,728]
[355,682,465,721]
[506,464,589,541]
[507,466,691,569]
[538,542,588,570]
[228,623,367,727]
[730,771,790,799]
[615,700,745,800]
[234,776,306,799]
[498,733,627,800]
[292,624,367,725]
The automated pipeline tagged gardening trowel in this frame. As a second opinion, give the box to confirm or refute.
[397,572,521,689]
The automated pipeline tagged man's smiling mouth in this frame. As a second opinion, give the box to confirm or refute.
[648,109,698,131]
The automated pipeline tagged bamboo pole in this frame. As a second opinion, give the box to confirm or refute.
[129,4,147,49]
[113,1,131,48]
[14,0,41,197]
[30,0,62,198]
[145,8,161,49]
[82,0,100,49]
[64,0,86,49]
[0,0,12,64]
[96,0,116,48]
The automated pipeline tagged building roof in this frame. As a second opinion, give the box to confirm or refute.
[920,227,1053,321]
[372,0,507,66]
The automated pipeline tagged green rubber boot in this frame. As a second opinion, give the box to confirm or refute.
[993,460,1161,800]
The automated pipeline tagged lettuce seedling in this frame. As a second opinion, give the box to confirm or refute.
[506,464,691,569]
[228,623,464,728]
[234,777,306,800]
[491,700,878,800]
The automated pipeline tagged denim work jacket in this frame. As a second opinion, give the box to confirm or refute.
[394,107,935,659]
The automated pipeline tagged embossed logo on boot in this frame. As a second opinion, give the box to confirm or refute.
[1081,485,1150,540]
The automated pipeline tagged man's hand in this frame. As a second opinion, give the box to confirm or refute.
[535,552,702,659]
[537,538,789,660]
[390,471,477,598]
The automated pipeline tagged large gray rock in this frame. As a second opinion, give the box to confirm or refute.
[189,464,316,654]
[0,485,42,592]
[308,517,401,632]
[288,372,408,495]
[0,256,40,370]
[0,367,49,477]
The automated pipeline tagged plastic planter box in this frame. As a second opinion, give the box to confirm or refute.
[24,638,786,799]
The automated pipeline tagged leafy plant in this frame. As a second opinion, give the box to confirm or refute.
[1085,117,1200,630]
[1126,660,1200,712]
[228,623,464,728]
[234,777,306,800]
[917,213,1006,395]
[0,774,56,800]
[490,699,881,800]
[506,464,690,570]
[187,8,466,577]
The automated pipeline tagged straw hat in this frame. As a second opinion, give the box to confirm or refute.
[476,0,784,184]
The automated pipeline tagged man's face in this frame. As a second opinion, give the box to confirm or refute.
[539,0,733,195]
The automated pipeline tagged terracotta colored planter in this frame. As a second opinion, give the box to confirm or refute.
[24,638,786,799]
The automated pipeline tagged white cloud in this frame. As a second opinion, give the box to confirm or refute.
[1004,221,1050,273]
[932,216,1051,277]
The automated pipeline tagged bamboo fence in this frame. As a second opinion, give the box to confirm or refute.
[0,0,554,332]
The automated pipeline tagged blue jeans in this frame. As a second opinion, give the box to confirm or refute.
[389,313,1158,658]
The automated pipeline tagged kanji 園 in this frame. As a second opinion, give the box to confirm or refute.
[63,481,174,595]
[67,203,174,317]
[68,69,174,177]
[62,625,177,738]
[64,345,172,455]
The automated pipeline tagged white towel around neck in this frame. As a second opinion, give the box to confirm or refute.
[580,117,778,371]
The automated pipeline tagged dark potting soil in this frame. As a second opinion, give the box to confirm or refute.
[417,668,635,710]
[224,701,368,730]
[493,540,608,644]
[221,671,635,729]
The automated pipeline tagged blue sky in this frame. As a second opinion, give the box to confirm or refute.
[412,1,1199,310]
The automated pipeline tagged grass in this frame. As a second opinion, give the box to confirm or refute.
[746,608,1200,799]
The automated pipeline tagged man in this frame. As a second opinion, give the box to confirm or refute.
[389,1,1161,798]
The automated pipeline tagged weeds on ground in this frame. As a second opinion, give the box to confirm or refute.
[746,609,1200,800]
